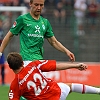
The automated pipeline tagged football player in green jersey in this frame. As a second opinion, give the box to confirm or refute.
[0,0,75,62]
[0,1,75,99]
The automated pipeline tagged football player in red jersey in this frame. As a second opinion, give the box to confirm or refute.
[7,52,100,100]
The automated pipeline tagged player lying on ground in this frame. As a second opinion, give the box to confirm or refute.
[7,52,100,100]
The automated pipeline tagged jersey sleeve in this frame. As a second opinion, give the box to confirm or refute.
[10,15,24,35]
[36,60,56,72]
[44,19,54,38]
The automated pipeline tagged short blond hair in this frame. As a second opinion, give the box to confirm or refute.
[30,0,45,4]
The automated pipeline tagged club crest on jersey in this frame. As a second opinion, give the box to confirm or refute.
[42,24,45,30]
[12,21,17,28]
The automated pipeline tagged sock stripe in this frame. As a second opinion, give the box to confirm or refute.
[82,84,85,94]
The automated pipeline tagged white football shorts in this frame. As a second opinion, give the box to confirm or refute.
[57,83,70,100]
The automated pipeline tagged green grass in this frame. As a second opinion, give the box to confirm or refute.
[0,85,9,100]
[66,92,100,100]
[0,85,100,100]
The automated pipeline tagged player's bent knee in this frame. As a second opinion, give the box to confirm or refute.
[57,83,70,100]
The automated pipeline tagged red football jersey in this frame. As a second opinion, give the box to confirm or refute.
[8,60,61,100]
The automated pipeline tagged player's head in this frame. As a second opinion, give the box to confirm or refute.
[29,0,45,16]
[7,52,23,70]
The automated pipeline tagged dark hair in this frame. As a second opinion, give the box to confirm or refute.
[7,52,23,70]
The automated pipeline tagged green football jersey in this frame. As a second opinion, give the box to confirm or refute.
[10,13,54,61]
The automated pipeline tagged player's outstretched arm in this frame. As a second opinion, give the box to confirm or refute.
[47,36,75,62]
[0,31,13,56]
[56,62,87,71]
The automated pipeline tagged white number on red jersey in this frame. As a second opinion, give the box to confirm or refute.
[27,73,47,96]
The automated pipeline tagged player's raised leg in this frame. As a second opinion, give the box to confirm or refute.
[71,83,100,94]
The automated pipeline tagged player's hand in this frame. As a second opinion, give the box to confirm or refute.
[0,52,2,58]
[67,51,75,62]
[77,63,87,71]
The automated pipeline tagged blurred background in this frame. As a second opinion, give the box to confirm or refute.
[0,0,100,62]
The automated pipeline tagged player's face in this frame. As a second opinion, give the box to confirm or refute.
[30,0,44,17]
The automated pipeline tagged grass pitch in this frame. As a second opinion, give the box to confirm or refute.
[0,85,100,100]
[0,85,9,100]
[67,92,100,100]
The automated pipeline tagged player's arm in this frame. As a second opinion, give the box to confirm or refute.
[47,36,75,62]
[0,31,14,53]
[38,60,56,72]
[56,62,87,71]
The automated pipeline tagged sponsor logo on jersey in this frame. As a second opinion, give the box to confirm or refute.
[19,66,36,85]
[35,25,40,33]
[12,21,17,28]
[28,34,43,38]
[9,90,14,99]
